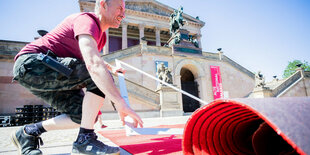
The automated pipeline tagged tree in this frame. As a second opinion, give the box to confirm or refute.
[283,60,310,78]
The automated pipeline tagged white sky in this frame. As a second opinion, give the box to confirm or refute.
[1,0,309,81]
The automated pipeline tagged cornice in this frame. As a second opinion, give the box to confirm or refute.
[125,9,204,28]
[128,0,204,24]
[79,0,205,27]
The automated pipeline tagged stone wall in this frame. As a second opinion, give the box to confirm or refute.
[306,78,310,96]
[216,61,254,98]
[0,41,48,114]
[0,40,27,61]
[0,39,256,115]
[109,44,255,104]
[281,75,310,97]
[281,79,308,97]
[0,81,47,114]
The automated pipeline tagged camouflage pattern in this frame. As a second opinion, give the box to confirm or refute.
[13,54,102,124]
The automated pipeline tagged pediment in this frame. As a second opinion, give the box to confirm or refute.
[125,0,201,23]
[79,0,204,24]
[125,0,172,17]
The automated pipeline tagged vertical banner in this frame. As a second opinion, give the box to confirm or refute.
[210,66,223,100]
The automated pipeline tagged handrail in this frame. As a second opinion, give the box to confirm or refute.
[115,59,209,105]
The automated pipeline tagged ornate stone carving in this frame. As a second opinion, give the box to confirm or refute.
[126,3,171,16]
[156,62,166,80]
[156,63,173,85]
[163,68,173,84]
[189,35,199,48]
[255,71,266,88]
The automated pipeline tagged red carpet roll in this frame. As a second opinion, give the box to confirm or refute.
[182,97,310,155]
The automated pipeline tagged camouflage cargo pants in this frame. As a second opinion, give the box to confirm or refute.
[13,53,105,124]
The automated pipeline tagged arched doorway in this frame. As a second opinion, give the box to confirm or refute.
[181,68,200,112]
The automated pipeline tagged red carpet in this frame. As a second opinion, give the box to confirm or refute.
[99,124,184,155]
[183,97,309,155]
[100,97,309,155]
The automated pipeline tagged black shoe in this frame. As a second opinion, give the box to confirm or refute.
[72,132,120,155]
[11,126,43,155]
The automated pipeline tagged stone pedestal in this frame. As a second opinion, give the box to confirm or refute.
[167,29,202,54]
[252,87,273,98]
[156,86,183,117]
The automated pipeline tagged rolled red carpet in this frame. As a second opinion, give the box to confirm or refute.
[182,97,310,155]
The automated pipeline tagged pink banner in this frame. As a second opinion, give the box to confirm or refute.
[210,66,223,100]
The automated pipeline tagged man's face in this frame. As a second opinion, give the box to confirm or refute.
[102,0,125,28]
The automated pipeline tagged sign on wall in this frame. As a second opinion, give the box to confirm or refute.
[210,66,223,100]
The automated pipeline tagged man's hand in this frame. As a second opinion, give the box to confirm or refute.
[105,62,126,75]
[112,65,126,75]
[117,103,143,128]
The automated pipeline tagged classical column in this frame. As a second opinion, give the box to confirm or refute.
[103,29,109,55]
[174,75,183,110]
[155,27,161,46]
[196,76,208,103]
[196,33,202,49]
[122,22,128,49]
[138,24,145,43]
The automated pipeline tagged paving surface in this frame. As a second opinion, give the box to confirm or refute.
[0,116,190,155]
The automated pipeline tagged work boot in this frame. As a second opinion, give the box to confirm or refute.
[11,126,43,155]
[72,132,120,155]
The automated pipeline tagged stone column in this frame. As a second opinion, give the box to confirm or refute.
[196,76,208,103]
[196,33,202,49]
[122,22,128,49]
[138,24,145,43]
[218,51,224,60]
[156,86,183,117]
[174,75,183,111]
[103,29,109,55]
[252,87,272,98]
[155,27,161,46]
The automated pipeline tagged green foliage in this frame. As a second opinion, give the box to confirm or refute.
[283,60,310,78]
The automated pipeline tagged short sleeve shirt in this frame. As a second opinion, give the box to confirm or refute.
[15,12,106,61]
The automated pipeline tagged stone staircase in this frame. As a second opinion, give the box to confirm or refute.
[250,69,307,98]
[99,74,161,120]
[271,70,303,97]
[112,74,160,109]
[101,45,160,109]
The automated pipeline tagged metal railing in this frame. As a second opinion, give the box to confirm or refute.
[115,59,209,106]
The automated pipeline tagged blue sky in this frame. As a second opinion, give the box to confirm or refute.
[1,0,309,81]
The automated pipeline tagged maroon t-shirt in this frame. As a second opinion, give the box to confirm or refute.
[15,12,106,61]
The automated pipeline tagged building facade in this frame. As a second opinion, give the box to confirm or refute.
[78,0,255,117]
[6,0,306,117]
[0,40,48,115]
[79,0,204,54]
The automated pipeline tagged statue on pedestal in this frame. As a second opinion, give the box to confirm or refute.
[167,6,202,54]
[163,68,173,84]
[169,7,186,36]
[189,35,199,48]
[156,63,166,81]
[255,71,266,88]
[156,63,173,89]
